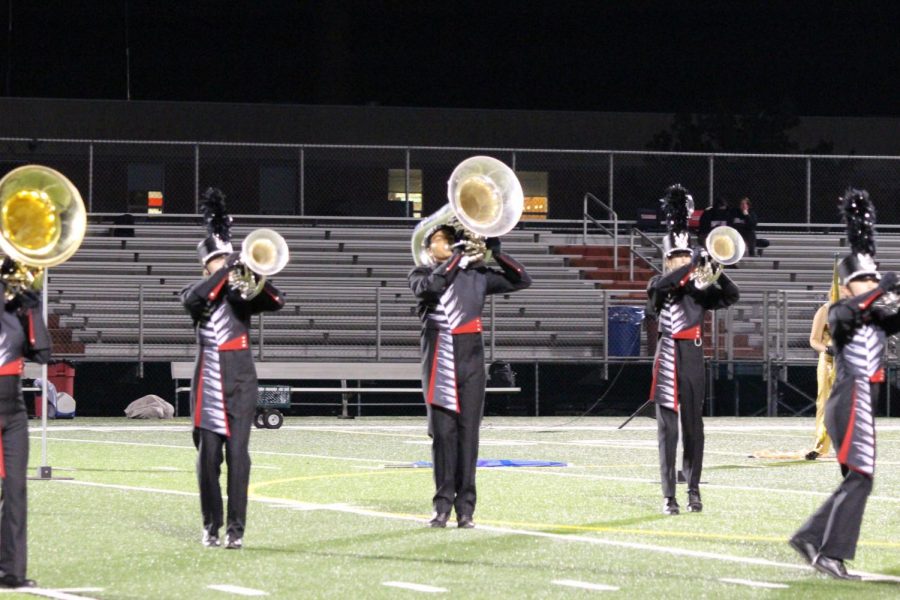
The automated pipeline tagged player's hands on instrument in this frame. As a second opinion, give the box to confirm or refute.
[225,252,242,269]
[691,247,708,265]
[485,237,501,254]
[825,345,835,356]
[459,252,484,269]
[0,257,15,277]
[878,271,898,292]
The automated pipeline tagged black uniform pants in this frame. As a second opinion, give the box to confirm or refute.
[0,411,29,579]
[793,467,872,560]
[656,341,705,498]
[428,337,486,517]
[193,413,253,539]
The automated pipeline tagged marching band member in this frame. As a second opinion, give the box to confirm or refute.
[791,189,899,580]
[0,260,50,589]
[181,188,284,549]
[409,226,531,528]
[646,185,739,516]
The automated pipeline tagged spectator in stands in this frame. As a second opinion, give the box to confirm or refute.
[181,188,285,550]
[409,225,531,529]
[647,185,739,516]
[0,258,51,589]
[730,197,769,257]
[697,196,732,247]
[791,189,898,580]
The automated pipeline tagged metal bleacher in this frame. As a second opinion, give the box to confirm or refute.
[47,222,611,362]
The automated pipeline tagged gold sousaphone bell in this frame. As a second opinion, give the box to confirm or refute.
[691,225,745,289]
[0,165,87,299]
[411,156,524,266]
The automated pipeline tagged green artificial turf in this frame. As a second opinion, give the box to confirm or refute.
[18,417,900,599]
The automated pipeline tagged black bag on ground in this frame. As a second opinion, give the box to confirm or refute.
[488,362,516,387]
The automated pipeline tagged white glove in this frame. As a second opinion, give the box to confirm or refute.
[459,253,483,269]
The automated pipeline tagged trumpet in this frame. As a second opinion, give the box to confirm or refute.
[0,165,87,300]
[411,156,524,266]
[691,225,745,289]
[228,228,289,300]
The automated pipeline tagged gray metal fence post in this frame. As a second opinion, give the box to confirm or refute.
[602,291,609,380]
[806,157,812,225]
[88,143,94,212]
[608,152,615,212]
[258,313,265,361]
[629,228,635,281]
[194,144,200,213]
[534,361,540,417]
[138,283,144,378]
[708,155,715,208]
[299,147,305,216]
[375,287,382,361]
[404,148,411,218]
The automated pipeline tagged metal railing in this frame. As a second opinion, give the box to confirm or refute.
[8,137,900,226]
[582,193,619,269]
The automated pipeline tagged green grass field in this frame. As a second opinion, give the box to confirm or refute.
[17,416,900,599]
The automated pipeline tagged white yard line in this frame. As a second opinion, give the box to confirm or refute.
[382,582,447,593]
[2,589,102,600]
[50,477,900,582]
[551,579,619,591]
[207,584,269,596]
[719,578,789,589]
[503,468,900,504]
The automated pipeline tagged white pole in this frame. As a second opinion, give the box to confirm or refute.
[40,267,49,476]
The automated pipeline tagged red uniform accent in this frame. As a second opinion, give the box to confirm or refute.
[426,342,440,405]
[649,355,659,401]
[871,368,885,383]
[838,385,858,465]
[859,289,882,310]
[27,311,36,345]
[672,325,701,340]
[194,355,204,428]
[0,359,24,376]
[679,267,694,287]
[446,254,462,271]
[452,317,483,335]
[218,334,249,351]
[208,276,228,301]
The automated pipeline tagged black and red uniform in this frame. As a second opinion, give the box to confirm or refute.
[792,282,900,561]
[181,263,284,542]
[646,260,739,498]
[0,287,50,584]
[409,248,530,519]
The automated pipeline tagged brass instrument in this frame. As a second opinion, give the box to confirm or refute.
[411,156,524,266]
[228,228,289,300]
[690,225,745,289]
[0,165,87,300]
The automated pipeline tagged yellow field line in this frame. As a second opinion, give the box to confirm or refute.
[248,469,900,550]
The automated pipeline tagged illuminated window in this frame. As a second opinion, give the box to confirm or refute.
[518,171,548,220]
[388,169,423,217]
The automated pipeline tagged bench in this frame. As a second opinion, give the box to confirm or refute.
[171,361,522,422]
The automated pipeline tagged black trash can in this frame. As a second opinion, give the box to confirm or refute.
[608,306,645,356]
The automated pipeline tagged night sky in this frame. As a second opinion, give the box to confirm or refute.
[3,1,900,117]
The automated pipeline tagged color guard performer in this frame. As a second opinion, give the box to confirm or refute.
[181,188,284,549]
[409,226,531,528]
[790,189,899,580]
[646,185,739,515]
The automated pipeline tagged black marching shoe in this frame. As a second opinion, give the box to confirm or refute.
[805,451,820,461]
[457,515,475,529]
[0,574,36,588]
[788,537,817,565]
[223,534,243,550]
[687,490,703,513]
[429,512,450,528]
[662,497,680,515]
[202,531,221,548]
[812,554,861,580]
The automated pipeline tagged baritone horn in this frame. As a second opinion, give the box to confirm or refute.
[0,164,87,300]
[228,228,289,300]
[411,156,524,266]
[691,225,745,289]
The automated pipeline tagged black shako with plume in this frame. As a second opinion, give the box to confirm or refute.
[838,187,880,285]
[196,187,235,265]
[660,184,694,258]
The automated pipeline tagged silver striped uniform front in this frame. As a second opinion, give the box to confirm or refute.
[426,282,464,412]
[837,324,882,476]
